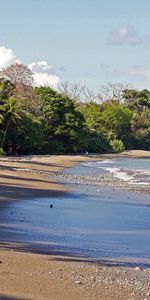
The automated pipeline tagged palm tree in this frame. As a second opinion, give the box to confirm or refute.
[2,97,21,147]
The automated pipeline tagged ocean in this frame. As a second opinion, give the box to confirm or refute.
[79,158,150,185]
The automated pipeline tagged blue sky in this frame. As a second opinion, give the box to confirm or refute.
[0,0,150,91]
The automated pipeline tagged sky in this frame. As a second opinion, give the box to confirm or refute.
[0,0,150,91]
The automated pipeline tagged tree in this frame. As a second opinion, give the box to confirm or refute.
[0,78,15,102]
[58,81,98,102]
[14,86,43,116]
[58,81,86,102]
[0,63,33,88]
[80,100,132,150]
[1,97,21,148]
[36,87,87,152]
[79,102,102,132]
[100,103,132,141]
[13,114,45,154]
[0,76,150,155]
[98,82,131,103]
[123,89,150,110]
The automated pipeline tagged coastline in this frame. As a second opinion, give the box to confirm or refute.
[0,150,150,300]
[0,150,150,201]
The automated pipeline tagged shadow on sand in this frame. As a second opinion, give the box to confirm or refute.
[0,296,28,300]
[0,172,150,269]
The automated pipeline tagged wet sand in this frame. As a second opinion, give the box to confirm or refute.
[0,151,150,300]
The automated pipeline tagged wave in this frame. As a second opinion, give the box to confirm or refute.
[105,167,149,185]
[82,159,150,186]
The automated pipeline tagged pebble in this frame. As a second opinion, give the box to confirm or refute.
[75,280,82,285]
[134,267,142,271]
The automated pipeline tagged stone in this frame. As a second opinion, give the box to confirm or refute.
[134,267,142,271]
[75,280,82,285]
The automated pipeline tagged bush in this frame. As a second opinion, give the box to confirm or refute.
[110,139,125,153]
[0,148,5,156]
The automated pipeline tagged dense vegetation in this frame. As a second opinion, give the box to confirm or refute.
[0,64,150,155]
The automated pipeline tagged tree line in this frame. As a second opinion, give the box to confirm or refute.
[0,63,150,155]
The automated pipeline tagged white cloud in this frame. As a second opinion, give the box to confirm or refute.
[107,26,143,46]
[0,46,60,88]
[28,61,54,75]
[0,46,20,69]
[28,61,60,88]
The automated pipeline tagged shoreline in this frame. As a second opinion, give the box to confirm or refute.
[0,150,150,300]
[57,168,150,197]
[0,150,150,200]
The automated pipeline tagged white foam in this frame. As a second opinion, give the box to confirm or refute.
[105,167,149,185]
[97,159,115,164]
[82,162,100,168]
[105,167,135,182]
[82,160,115,168]
[82,160,150,185]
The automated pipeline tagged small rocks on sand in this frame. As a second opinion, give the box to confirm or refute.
[134,267,142,271]
[75,280,82,285]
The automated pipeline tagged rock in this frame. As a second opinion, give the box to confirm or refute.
[75,280,82,285]
[134,267,142,271]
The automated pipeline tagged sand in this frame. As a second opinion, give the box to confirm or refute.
[0,150,150,300]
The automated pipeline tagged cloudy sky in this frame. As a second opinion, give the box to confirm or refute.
[0,0,150,91]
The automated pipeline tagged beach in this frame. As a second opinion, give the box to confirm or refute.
[0,151,150,300]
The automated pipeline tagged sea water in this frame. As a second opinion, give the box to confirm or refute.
[81,158,150,185]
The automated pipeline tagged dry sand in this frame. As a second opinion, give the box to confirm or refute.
[0,150,150,300]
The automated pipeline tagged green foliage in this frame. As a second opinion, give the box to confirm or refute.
[99,103,132,139]
[0,76,149,155]
[123,89,150,110]
[133,128,150,150]
[79,102,101,131]
[1,97,22,149]
[14,114,45,154]
[86,132,111,153]
[0,78,15,102]
[36,87,87,153]
[109,139,125,153]
[80,101,132,150]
